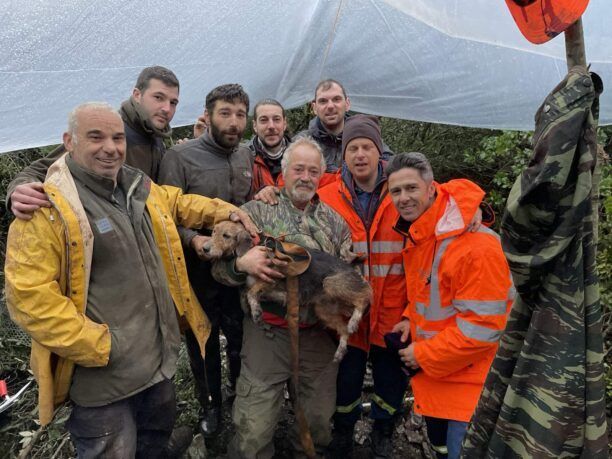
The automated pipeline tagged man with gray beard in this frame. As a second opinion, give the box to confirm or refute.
[212,136,353,458]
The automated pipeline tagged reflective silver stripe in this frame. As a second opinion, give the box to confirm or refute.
[353,241,368,253]
[425,236,456,321]
[370,241,404,253]
[416,326,438,339]
[508,285,516,301]
[508,275,517,301]
[371,263,404,277]
[416,302,456,320]
[452,299,507,316]
[476,225,501,240]
[456,317,502,342]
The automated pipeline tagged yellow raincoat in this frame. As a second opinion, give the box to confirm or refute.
[4,155,236,425]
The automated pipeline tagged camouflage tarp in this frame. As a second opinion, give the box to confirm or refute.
[461,66,608,458]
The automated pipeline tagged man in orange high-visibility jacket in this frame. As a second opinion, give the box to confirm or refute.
[388,152,513,459]
[318,115,407,458]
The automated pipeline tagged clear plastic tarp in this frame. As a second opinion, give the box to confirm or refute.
[1,0,610,153]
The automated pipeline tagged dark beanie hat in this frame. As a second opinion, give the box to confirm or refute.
[342,114,383,158]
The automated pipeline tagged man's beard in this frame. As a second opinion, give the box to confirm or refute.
[210,122,243,149]
[260,133,282,150]
[287,181,316,205]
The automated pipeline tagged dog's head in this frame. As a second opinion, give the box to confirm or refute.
[202,220,254,259]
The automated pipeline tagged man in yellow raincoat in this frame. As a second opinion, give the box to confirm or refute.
[4,101,256,458]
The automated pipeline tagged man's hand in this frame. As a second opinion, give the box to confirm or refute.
[398,343,420,370]
[229,209,259,238]
[253,186,280,205]
[235,246,287,284]
[11,182,51,220]
[193,115,207,138]
[391,319,411,343]
[466,207,483,233]
[191,234,212,260]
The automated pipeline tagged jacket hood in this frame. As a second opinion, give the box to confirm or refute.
[394,179,485,243]
[247,134,292,158]
[120,98,172,139]
[307,115,348,141]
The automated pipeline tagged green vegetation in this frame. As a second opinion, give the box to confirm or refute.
[0,111,610,457]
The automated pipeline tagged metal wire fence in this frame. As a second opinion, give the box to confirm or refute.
[1,296,30,356]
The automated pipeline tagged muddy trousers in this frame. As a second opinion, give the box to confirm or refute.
[334,345,408,430]
[228,319,339,459]
[66,379,176,459]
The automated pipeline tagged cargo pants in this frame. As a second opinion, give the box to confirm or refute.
[228,318,339,458]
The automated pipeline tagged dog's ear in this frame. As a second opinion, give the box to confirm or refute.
[235,230,254,257]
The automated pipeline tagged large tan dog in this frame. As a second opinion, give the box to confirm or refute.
[203,220,371,361]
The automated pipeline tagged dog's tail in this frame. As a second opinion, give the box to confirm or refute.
[286,275,316,458]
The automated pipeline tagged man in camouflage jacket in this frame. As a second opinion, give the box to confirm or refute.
[461,67,608,458]
[212,136,353,458]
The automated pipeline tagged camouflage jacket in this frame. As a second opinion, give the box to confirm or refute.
[462,67,607,458]
[212,189,353,324]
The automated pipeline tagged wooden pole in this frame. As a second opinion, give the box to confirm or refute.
[564,18,587,69]
[564,17,600,247]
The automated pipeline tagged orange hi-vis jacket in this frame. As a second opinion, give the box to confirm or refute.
[319,174,407,351]
[394,180,514,422]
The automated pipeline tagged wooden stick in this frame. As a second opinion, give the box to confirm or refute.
[565,17,602,253]
[286,276,316,458]
[564,18,586,69]
[50,433,70,459]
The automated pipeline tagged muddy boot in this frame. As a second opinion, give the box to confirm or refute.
[164,425,194,458]
[325,423,354,458]
[370,419,394,458]
[198,406,221,438]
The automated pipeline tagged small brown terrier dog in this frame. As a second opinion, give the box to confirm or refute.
[203,220,372,361]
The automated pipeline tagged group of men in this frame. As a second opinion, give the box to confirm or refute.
[4,65,514,459]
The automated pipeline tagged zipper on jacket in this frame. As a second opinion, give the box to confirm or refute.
[125,173,143,216]
[227,155,235,204]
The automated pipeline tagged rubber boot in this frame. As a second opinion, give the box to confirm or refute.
[199,406,221,438]
[370,419,394,458]
[326,422,355,458]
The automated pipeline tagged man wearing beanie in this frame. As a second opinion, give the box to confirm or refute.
[318,114,408,457]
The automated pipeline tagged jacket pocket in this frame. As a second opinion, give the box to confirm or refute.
[108,328,123,367]
[235,378,252,398]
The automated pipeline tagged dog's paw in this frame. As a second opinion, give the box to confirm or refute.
[251,308,263,324]
[333,347,347,362]
[347,318,360,334]
[333,341,348,362]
